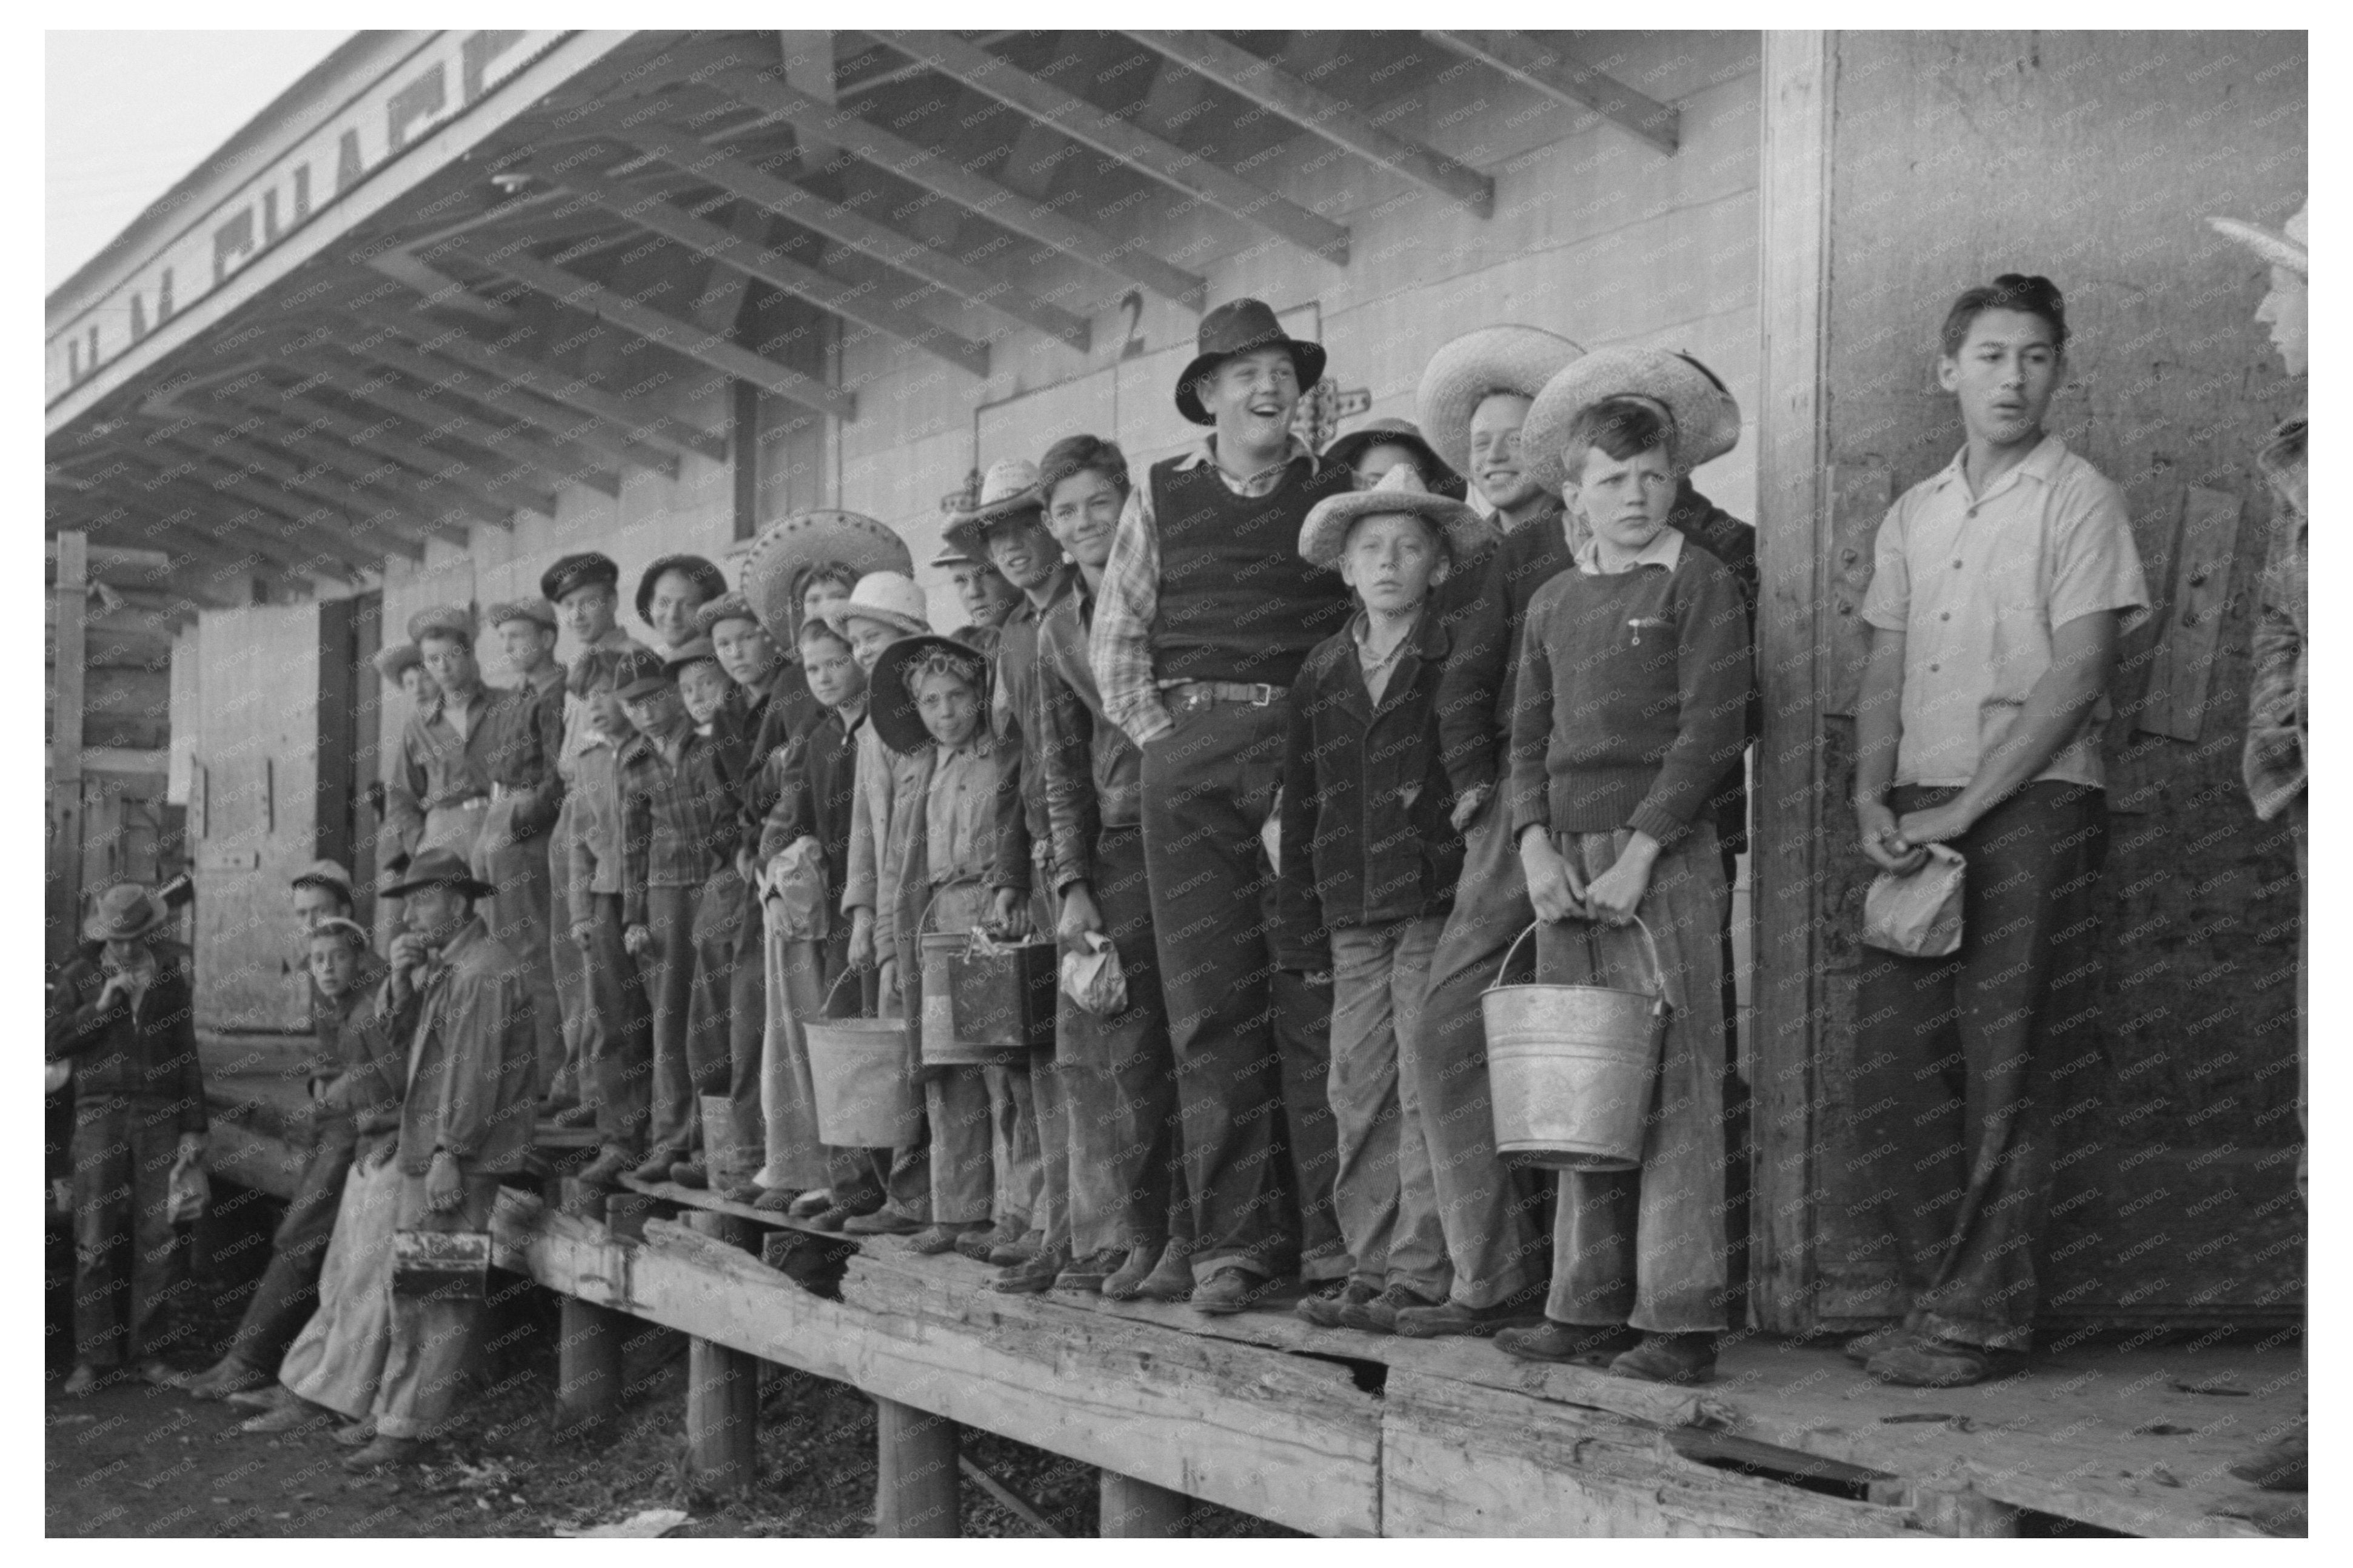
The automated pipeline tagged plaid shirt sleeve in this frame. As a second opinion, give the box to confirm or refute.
[1088,478,1172,746]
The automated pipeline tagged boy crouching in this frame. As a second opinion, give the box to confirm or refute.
[1280,464,1501,1332]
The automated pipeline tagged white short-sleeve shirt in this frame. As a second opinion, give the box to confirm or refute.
[1860,434,2150,789]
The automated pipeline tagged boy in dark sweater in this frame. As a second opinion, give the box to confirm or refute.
[1279,464,1499,1333]
[1496,398,1752,1386]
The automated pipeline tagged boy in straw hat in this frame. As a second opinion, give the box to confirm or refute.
[1401,341,1755,1340]
[1493,397,1753,1385]
[1846,276,2146,1392]
[2210,200,2306,1521]
[49,883,207,1396]
[1280,464,1499,1333]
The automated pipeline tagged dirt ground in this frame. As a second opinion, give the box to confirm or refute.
[43,1194,1293,1539]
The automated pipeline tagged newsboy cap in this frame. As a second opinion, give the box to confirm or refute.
[406,605,475,646]
[487,597,558,632]
[541,551,620,604]
[693,592,763,637]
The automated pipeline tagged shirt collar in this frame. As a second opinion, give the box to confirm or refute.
[1575,526,1685,575]
[1930,431,2069,497]
[1173,433,1317,486]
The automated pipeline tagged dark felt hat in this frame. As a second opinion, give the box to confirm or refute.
[1174,298,1327,426]
[380,846,496,902]
[541,551,620,605]
[869,632,992,756]
[636,554,731,626]
[1320,418,1468,501]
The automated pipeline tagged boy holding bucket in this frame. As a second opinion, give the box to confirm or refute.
[1279,464,1498,1332]
[1496,395,1752,1385]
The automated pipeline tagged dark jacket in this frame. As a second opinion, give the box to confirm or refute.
[384,917,538,1176]
[318,954,403,1136]
[990,569,1078,896]
[761,705,862,898]
[47,938,207,1133]
[729,660,818,862]
[1037,580,1143,892]
[482,665,567,840]
[1278,609,1465,967]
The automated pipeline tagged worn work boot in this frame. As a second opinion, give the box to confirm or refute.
[1610,1332,1719,1386]
[839,1207,918,1236]
[341,1435,426,1473]
[1494,1319,1643,1366]
[786,1188,836,1219]
[227,1384,293,1413]
[60,1363,102,1399]
[1295,1280,1376,1328]
[2226,1423,2308,1491]
[751,1185,801,1214]
[1053,1247,1130,1296]
[718,1177,766,1205]
[905,1221,988,1256]
[575,1148,633,1187]
[957,1217,1026,1264]
[669,1158,709,1190]
[1097,1242,1161,1302]
[1341,1284,1445,1335]
[183,1353,272,1402]
[628,1147,683,1184]
[1842,1322,1910,1365]
[332,1417,378,1450]
[1866,1335,2024,1389]
[552,1102,600,1129]
[241,1398,338,1436]
[992,1248,1071,1295]
[1135,1239,1197,1303]
[988,1226,1045,1267]
[1393,1293,1545,1340]
[1193,1265,1282,1317]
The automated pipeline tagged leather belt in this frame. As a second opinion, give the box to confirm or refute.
[1166,680,1283,708]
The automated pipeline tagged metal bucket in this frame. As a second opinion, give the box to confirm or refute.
[919,929,1042,1067]
[1481,918,1667,1172]
[805,973,923,1148]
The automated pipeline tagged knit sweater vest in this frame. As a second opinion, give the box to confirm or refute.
[1150,453,1354,687]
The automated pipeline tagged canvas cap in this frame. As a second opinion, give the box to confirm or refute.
[612,646,672,701]
[541,551,620,604]
[823,572,932,640]
[664,636,720,675]
[693,591,764,638]
[486,597,558,631]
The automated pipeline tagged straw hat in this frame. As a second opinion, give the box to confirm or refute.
[380,847,497,902]
[1320,418,1468,501]
[738,509,912,642]
[823,572,932,641]
[868,633,992,756]
[1520,347,1743,494]
[84,882,169,943]
[1297,461,1499,570]
[2208,201,2308,278]
[1414,325,1585,476]
[942,459,1048,559]
[1174,298,1328,426]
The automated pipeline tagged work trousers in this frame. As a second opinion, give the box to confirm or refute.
[582,891,652,1158]
[1139,697,1297,1281]
[278,1139,401,1420]
[1327,917,1451,1299]
[726,893,771,1187]
[547,798,603,1108]
[638,881,703,1158]
[1411,796,1544,1308]
[372,1170,502,1441]
[1538,823,1732,1335]
[758,923,848,1193]
[1850,782,2108,1353]
[70,1097,190,1368]
[228,1110,359,1373]
[473,800,563,1097]
[913,881,1039,1227]
[686,872,748,1168]
[1073,825,1188,1256]
[418,798,488,862]
[1273,963,1345,1282]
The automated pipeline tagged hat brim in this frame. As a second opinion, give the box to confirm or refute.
[1414,326,1585,477]
[83,901,167,944]
[2207,216,2309,278]
[823,602,931,641]
[1297,489,1500,571]
[1175,339,1329,426]
[541,557,620,604]
[1520,348,1743,495]
[943,492,1047,560]
[380,869,498,901]
[739,511,914,642]
[868,633,992,756]
[290,871,355,903]
[1320,428,1468,501]
[617,675,674,703]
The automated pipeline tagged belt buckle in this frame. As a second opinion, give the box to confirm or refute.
[1247,683,1275,706]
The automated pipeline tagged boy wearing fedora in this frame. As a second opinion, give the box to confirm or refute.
[49,883,208,1395]
[1280,466,1499,1332]
[1848,275,2146,1390]
[477,598,569,1107]
[385,606,509,869]
[932,535,1022,657]
[343,849,536,1470]
[1089,297,1357,1313]
[1494,397,1753,1387]
[873,632,1040,1258]
[566,647,660,1187]
[1034,435,1191,1299]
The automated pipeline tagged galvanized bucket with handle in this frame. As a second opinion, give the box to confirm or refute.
[1481,916,1669,1172]
[805,968,923,1148]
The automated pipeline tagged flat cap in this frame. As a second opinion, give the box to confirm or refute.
[612,646,672,701]
[541,551,620,604]
[693,591,763,637]
[486,597,558,631]
[664,636,719,675]
[406,604,475,645]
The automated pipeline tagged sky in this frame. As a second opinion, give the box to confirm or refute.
[46,30,351,293]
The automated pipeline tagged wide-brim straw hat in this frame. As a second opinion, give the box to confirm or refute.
[2208,203,2308,278]
[1174,298,1328,426]
[1414,325,1585,476]
[381,846,497,902]
[84,882,170,943]
[823,571,932,642]
[868,632,992,756]
[738,509,912,642]
[1298,461,1500,570]
[1320,418,1468,501]
[1520,347,1744,494]
[943,458,1048,558]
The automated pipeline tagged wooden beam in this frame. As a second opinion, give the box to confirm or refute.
[101,454,380,577]
[154,396,488,540]
[701,64,1208,306]
[55,493,277,591]
[135,447,417,569]
[273,349,609,499]
[879,30,1352,264]
[449,239,858,420]
[49,530,87,968]
[84,475,356,582]
[600,119,1093,349]
[1421,30,1679,154]
[1122,32,1493,217]
[526,162,991,377]
[367,249,517,323]
[215,382,548,521]
[141,426,443,554]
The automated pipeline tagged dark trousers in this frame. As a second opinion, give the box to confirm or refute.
[1082,825,1188,1252]
[1140,698,1296,1281]
[1850,781,2109,1353]
[228,1111,359,1372]
[640,882,702,1156]
[728,894,768,1184]
[1272,965,1345,1281]
[584,891,654,1157]
[688,873,748,1166]
[70,1097,192,1368]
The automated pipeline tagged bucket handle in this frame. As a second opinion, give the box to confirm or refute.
[1491,914,1669,1011]
[819,963,862,1019]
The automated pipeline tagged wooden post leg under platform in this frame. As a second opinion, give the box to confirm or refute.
[875,1397,961,1536]
[553,1179,623,1433]
[683,1210,761,1492]
[1099,1469,1190,1537]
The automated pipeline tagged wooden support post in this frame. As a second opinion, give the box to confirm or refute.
[1098,1469,1190,1538]
[605,1189,663,1241]
[48,530,88,970]
[875,1397,961,1536]
[683,1210,760,1493]
[553,1178,624,1436]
